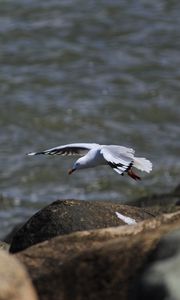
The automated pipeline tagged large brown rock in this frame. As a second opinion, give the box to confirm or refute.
[16,210,180,300]
[10,199,153,253]
[0,249,38,300]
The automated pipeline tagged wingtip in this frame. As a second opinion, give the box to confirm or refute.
[27,152,36,156]
[27,151,46,156]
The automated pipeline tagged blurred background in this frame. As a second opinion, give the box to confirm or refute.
[0,0,179,237]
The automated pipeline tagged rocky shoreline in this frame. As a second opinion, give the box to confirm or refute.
[0,184,180,300]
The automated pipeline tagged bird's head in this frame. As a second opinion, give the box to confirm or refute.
[68,157,86,175]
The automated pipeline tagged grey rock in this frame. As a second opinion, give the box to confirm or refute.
[127,183,180,214]
[3,223,24,244]
[137,229,180,300]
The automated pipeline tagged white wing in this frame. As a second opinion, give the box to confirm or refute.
[103,145,135,156]
[100,145,134,175]
[28,143,100,156]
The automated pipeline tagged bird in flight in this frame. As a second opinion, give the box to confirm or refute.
[28,143,152,180]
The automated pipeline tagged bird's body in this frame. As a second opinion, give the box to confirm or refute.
[28,143,152,180]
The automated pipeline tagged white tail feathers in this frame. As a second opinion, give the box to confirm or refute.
[133,157,152,173]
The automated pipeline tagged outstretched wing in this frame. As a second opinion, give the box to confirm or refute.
[101,145,134,175]
[28,143,100,157]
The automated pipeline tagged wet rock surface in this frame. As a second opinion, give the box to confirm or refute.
[9,199,153,253]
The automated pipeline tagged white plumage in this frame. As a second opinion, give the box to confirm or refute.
[28,143,152,180]
[115,212,137,225]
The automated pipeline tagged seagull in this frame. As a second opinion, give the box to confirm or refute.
[28,143,152,180]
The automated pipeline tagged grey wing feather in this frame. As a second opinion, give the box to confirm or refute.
[28,143,100,156]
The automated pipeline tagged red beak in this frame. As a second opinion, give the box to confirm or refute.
[68,168,76,175]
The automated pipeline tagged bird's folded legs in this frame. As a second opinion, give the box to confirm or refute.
[127,168,141,180]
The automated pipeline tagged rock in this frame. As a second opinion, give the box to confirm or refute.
[0,249,38,300]
[0,241,9,251]
[16,210,180,300]
[173,184,180,196]
[136,228,180,300]
[10,199,153,253]
[127,183,180,214]
[3,223,24,244]
[174,184,180,205]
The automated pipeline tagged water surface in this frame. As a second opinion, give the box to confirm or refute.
[0,0,180,237]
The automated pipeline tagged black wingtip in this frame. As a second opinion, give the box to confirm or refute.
[27,151,45,156]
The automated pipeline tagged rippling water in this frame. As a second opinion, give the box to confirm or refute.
[0,0,180,237]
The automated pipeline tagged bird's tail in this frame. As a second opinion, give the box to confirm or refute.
[133,157,152,173]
